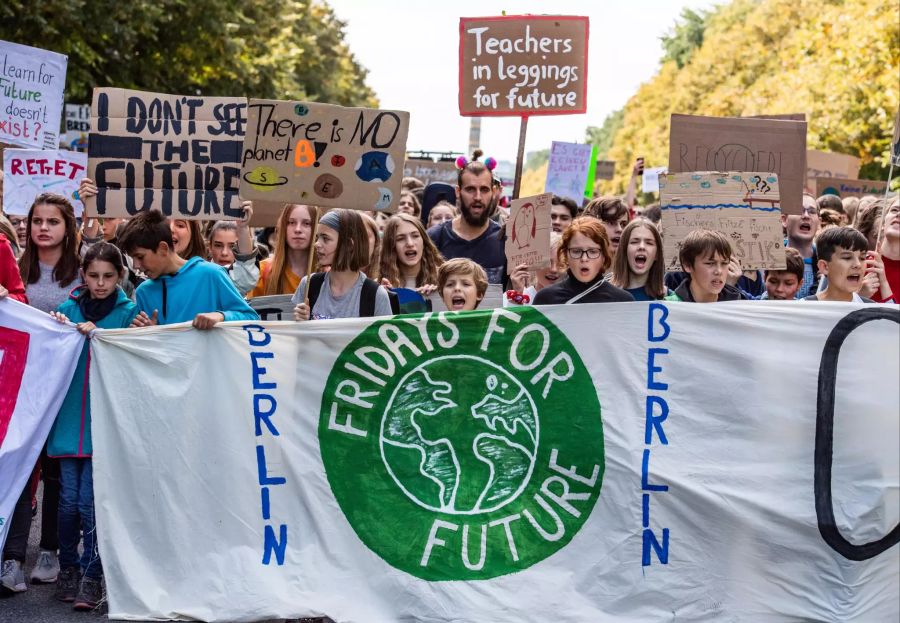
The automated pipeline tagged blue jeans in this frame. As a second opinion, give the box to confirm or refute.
[58,458,102,579]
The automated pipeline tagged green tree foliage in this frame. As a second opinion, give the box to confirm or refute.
[605,0,899,194]
[0,0,377,106]
[585,107,624,158]
[660,8,709,69]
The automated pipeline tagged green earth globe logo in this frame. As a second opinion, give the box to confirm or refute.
[380,356,538,514]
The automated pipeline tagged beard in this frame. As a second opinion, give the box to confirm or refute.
[460,194,497,228]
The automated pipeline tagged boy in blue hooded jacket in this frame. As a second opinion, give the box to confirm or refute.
[116,210,258,327]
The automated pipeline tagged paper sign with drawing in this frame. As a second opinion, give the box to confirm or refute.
[506,193,552,269]
[660,172,786,271]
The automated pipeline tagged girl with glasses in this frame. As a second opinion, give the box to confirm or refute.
[532,217,634,305]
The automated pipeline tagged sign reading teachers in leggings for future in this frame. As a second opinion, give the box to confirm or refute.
[84,88,247,220]
[0,40,68,149]
[458,16,589,116]
[240,100,410,212]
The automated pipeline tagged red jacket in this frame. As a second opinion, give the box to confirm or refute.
[0,234,27,303]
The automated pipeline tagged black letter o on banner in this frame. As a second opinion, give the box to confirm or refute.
[815,307,900,561]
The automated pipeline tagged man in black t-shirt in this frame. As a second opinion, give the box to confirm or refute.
[428,162,505,284]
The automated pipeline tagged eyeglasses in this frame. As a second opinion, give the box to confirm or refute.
[800,207,819,216]
[566,247,603,260]
[8,217,26,227]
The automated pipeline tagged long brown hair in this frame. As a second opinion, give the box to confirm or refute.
[265,204,319,295]
[173,219,207,260]
[359,212,380,278]
[18,193,80,287]
[611,218,666,299]
[379,213,444,287]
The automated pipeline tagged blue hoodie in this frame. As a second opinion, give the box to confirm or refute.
[48,286,139,457]
[135,256,259,324]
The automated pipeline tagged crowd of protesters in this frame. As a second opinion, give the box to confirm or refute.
[0,149,898,611]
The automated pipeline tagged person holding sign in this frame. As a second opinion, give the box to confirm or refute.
[117,211,258,328]
[532,217,633,305]
[249,204,319,298]
[610,219,669,301]
[665,230,747,303]
[428,157,505,284]
[378,213,444,294]
[206,203,260,297]
[292,209,392,321]
[583,197,629,258]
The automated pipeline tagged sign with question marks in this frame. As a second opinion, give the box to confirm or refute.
[239,99,410,212]
[659,172,786,272]
[0,40,68,149]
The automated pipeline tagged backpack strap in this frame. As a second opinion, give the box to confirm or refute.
[359,278,379,317]
[307,272,325,314]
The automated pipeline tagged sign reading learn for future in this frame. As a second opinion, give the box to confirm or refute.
[659,172,786,271]
[459,15,589,116]
[2,148,87,217]
[0,40,67,149]
[79,303,899,621]
[239,100,410,212]
[85,88,247,221]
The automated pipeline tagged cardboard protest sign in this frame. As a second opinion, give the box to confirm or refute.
[0,41,67,149]
[505,192,551,269]
[596,160,615,180]
[544,141,593,203]
[86,88,246,220]
[88,303,899,622]
[659,172,786,271]
[2,148,87,216]
[240,100,410,212]
[892,105,900,166]
[61,103,90,149]
[403,159,458,186]
[806,149,860,191]
[815,177,887,199]
[459,16,589,116]
[668,114,806,214]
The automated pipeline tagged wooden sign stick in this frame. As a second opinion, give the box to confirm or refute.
[303,210,321,306]
[512,116,529,199]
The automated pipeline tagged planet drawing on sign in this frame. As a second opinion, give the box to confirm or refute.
[374,187,393,210]
[511,202,536,250]
[355,151,395,183]
[314,174,343,199]
[243,166,288,191]
[331,154,346,167]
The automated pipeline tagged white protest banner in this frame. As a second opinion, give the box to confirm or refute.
[240,100,410,212]
[659,172,786,271]
[0,300,83,553]
[544,141,593,203]
[2,148,87,216]
[505,192,552,269]
[0,40,67,149]
[86,88,247,220]
[89,304,899,622]
[403,159,459,186]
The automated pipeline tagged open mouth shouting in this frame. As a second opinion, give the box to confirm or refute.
[798,222,812,234]
[633,252,648,271]
[449,295,468,310]
[403,248,420,263]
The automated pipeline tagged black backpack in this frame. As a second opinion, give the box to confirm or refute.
[307,273,399,317]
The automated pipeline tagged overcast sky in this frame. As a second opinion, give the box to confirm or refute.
[329,0,715,164]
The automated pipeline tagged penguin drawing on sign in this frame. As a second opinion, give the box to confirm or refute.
[512,202,536,249]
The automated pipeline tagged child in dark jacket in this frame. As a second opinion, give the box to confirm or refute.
[48,243,138,611]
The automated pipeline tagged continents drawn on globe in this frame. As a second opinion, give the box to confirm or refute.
[381,357,538,515]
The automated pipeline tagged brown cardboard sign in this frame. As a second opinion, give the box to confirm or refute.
[505,192,552,269]
[659,172,786,271]
[403,159,459,186]
[806,150,860,191]
[240,100,409,212]
[815,177,887,199]
[596,160,615,180]
[668,114,806,215]
[458,15,589,116]
[85,88,247,220]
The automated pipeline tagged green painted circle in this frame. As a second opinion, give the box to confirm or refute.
[319,307,604,581]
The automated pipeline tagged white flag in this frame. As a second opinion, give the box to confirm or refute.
[0,300,83,552]
[89,302,899,622]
